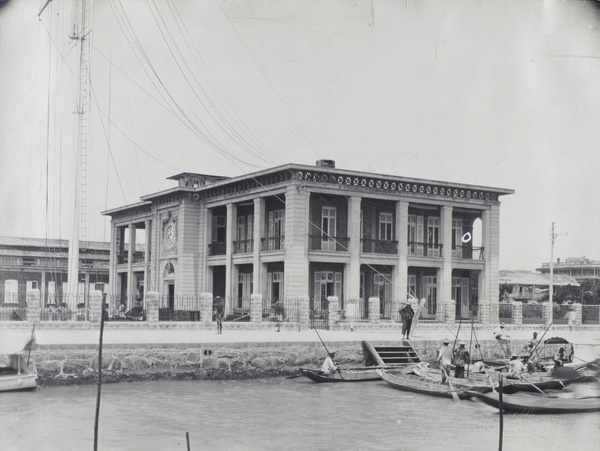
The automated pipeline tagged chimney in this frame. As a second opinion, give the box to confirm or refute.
[316,159,335,168]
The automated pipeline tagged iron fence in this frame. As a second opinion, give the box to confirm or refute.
[498,303,513,324]
[380,299,394,321]
[522,303,544,324]
[338,299,369,323]
[158,295,201,322]
[0,306,26,321]
[553,303,571,324]
[262,298,299,323]
[361,239,398,254]
[582,305,600,324]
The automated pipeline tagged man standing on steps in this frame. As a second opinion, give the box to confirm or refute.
[399,302,415,340]
[437,338,453,384]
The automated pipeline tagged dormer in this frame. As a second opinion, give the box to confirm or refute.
[167,172,229,188]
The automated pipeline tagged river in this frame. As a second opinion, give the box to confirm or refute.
[1,378,598,451]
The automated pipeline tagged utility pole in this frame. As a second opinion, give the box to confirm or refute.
[548,222,567,325]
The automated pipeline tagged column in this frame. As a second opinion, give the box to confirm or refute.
[440,206,453,306]
[126,223,135,309]
[144,219,151,299]
[395,201,409,304]
[347,197,361,301]
[225,203,235,315]
[253,198,264,295]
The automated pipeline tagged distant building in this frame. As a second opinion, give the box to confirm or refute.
[536,257,600,283]
[103,160,513,322]
[0,236,109,317]
[499,270,579,303]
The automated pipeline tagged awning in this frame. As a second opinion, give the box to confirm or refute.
[0,332,35,355]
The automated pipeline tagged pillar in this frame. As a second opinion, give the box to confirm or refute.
[328,296,340,325]
[89,290,103,323]
[440,206,453,307]
[444,299,456,325]
[298,295,310,329]
[542,302,551,325]
[479,300,490,325]
[572,302,582,325]
[347,197,361,300]
[146,291,160,325]
[251,294,263,323]
[225,203,234,315]
[26,290,41,323]
[395,201,409,304]
[511,301,523,326]
[368,297,380,324]
[201,292,213,324]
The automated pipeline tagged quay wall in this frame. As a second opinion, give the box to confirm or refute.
[30,339,547,387]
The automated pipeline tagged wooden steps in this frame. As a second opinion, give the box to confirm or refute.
[363,341,422,367]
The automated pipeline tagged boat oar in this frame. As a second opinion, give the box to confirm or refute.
[441,367,461,403]
[471,325,497,393]
[314,328,344,380]
[518,374,546,395]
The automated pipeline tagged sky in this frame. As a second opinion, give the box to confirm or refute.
[1,0,599,271]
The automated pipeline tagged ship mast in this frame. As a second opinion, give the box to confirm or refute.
[67,0,91,304]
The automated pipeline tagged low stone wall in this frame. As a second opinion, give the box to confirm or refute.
[31,339,538,387]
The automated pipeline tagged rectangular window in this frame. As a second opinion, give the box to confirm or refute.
[4,280,18,304]
[427,217,440,256]
[26,281,39,291]
[267,210,285,250]
[378,212,393,241]
[321,206,337,251]
[407,275,417,300]
[408,215,424,255]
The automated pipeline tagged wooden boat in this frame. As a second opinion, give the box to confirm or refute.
[377,367,486,399]
[0,332,37,393]
[299,367,382,382]
[468,390,600,414]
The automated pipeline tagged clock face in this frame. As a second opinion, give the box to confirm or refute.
[166,224,175,244]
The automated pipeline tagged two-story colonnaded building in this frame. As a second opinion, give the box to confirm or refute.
[103,160,513,324]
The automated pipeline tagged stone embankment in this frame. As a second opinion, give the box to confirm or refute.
[31,339,532,387]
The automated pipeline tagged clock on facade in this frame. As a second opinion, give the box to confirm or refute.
[164,222,176,248]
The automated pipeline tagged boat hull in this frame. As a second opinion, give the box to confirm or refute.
[299,368,382,382]
[469,391,600,414]
[0,373,37,392]
[378,369,477,399]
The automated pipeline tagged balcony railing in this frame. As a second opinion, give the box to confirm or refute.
[361,239,398,255]
[309,235,350,252]
[117,252,145,264]
[208,242,226,256]
[407,242,442,257]
[451,245,484,260]
[261,236,285,251]
[233,239,253,254]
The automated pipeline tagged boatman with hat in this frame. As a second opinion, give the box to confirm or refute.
[320,352,339,376]
[453,341,470,378]
[437,338,453,384]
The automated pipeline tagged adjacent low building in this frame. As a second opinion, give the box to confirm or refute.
[499,270,579,303]
[0,236,109,320]
[103,160,513,324]
[536,257,600,284]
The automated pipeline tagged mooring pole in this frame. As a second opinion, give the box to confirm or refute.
[93,307,106,450]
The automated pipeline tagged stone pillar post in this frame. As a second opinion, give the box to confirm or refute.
[201,292,213,324]
[479,300,490,325]
[298,296,310,329]
[444,299,456,325]
[391,300,401,323]
[572,302,582,325]
[368,297,380,324]
[146,292,160,325]
[511,301,523,326]
[251,294,263,323]
[328,296,340,325]
[345,299,359,330]
[542,302,551,325]
[89,290,103,323]
[26,290,41,323]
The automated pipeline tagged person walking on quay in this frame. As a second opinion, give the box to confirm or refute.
[453,341,469,378]
[564,307,576,332]
[399,302,415,340]
[492,323,510,358]
[437,338,453,384]
[213,296,224,334]
[320,352,339,376]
